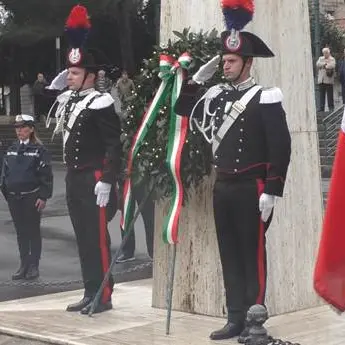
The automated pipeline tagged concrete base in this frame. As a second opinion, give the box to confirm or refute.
[0,279,342,345]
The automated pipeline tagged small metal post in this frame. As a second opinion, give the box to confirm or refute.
[165,244,177,335]
[245,304,270,345]
[55,37,61,73]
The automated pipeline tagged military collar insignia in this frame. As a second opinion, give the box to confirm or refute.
[70,88,96,99]
[231,77,256,91]
[78,88,96,96]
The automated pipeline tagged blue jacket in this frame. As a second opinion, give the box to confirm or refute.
[339,60,345,85]
[1,140,53,200]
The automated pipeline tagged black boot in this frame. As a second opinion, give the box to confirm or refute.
[210,322,244,340]
[80,300,113,315]
[66,296,93,312]
[12,263,28,280]
[25,264,39,280]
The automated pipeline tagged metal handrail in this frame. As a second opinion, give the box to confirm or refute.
[324,105,344,156]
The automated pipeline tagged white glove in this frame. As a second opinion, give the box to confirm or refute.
[94,181,111,208]
[192,55,221,84]
[46,69,68,90]
[259,193,275,222]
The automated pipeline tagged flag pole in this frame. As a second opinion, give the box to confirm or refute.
[165,243,177,335]
[88,186,154,317]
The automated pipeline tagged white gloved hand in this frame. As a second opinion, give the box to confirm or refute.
[192,55,221,84]
[46,69,68,90]
[94,181,112,208]
[259,193,275,222]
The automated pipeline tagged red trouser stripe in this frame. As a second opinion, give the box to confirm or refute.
[256,179,266,305]
[94,170,111,303]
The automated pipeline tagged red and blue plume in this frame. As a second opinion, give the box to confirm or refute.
[221,0,254,31]
[65,5,91,48]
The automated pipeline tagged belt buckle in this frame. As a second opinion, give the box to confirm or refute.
[232,101,246,114]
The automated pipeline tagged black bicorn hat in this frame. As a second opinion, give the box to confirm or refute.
[220,0,274,58]
[221,31,274,58]
[64,5,109,72]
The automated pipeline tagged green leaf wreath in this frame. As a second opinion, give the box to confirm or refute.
[121,28,224,201]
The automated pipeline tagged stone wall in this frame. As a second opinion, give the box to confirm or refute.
[153,0,324,317]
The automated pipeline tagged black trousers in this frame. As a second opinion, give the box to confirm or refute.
[213,178,271,324]
[66,169,116,303]
[7,191,42,266]
[120,182,154,258]
[342,84,345,105]
[319,83,334,111]
[34,95,47,121]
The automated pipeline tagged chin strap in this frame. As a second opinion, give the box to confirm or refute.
[77,70,90,94]
[229,57,249,84]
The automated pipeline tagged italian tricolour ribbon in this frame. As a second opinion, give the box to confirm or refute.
[120,52,192,244]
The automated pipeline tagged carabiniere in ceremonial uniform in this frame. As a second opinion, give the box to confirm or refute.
[175,22,291,345]
[47,5,122,315]
[1,115,53,280]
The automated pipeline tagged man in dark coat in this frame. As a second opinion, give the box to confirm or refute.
[50,5,122,315]
[175,27,291,345]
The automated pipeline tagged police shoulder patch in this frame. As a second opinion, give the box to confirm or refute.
[259,87,283,104]
[89,93,115,109]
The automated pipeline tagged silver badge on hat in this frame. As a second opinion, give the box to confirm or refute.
[68,48,82,65]
[225,29,241,52]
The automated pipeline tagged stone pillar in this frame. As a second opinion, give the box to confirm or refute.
[152,0,323,317]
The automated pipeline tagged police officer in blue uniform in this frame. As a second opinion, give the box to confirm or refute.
[175,29,291,344]
[1,114,53,280]
[49,5,122,315]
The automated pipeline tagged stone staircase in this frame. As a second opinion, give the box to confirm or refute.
[317,106,344,206]
[318,106,343,180]
[0,117,63,161]
[318,112,333,180]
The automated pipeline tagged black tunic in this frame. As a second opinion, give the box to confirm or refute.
[175,81,291,196]
[63,90,122,184]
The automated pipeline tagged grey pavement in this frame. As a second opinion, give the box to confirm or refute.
[0,163,152,302]
[0,335,46,345]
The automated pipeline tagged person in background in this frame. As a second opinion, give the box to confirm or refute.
[32,73,48,122]
[115,70,135,105]
[0,115,53,280]
[95,69,112,93]
[116,178,154,263]
[338,48,345,105]
[316,47,336,112]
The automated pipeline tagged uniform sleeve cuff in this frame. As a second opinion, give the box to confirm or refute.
[264,178,285,197]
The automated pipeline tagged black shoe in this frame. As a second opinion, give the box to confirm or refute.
[237,325,250,343]
[210,322,244,340]
[116,254,135,263]
[80,300,112,315]
[25,264,39,280]
[12,264,28,280]
[66,296,93,312]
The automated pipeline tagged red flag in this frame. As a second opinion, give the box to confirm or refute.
[314,108,345,311]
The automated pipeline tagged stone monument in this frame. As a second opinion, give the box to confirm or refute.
[153,0,323,318]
